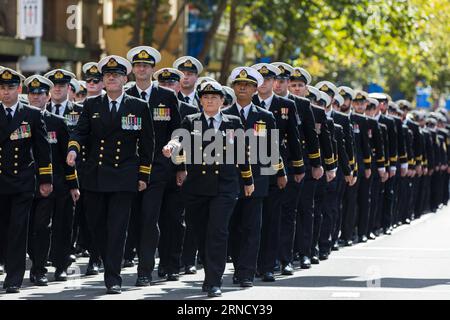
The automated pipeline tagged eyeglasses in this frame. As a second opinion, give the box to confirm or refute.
[86,78,101,84]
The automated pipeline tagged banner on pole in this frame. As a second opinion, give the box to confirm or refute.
[17,0,43,39]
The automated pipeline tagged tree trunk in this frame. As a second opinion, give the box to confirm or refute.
[197,0,228,64]
[218,1,238,84]
[143,0,161,45]
[128,0,145,47]
[158,0,189,52]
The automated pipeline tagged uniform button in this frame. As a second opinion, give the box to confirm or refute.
[203,153,207,157]
[101,140,105,144]
[248,146,251,149]
[199,146,202,150]
[215,162,219,165]
[0,170,2,174]
[117,141,121,145]
[14,163,18,167]
[117,149,120,152]
[100,147,104,150]
[236,165,239,168]
[82,152,86,155]
[223,146,226,150]
[14,155,18,158]
[14,170,18,174]
[82,158,86,162]
[98,161,102,165]
[215,170,219,174]
[99,154,103,158]
[15,148,19,151]
[82,146,86,149]
[202,162,206,165]
[114,164,119,167]
[217,153,220,157]
[202,171,206,174]
[115,156,119,160]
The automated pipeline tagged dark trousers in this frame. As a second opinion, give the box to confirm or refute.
[279,178,301,265]
[341,178,359,241]
[229,197,263,280]
[181,223,198,267]
[258,185,284,273]
[136,180,168,277]
[430,172,443,211]
[0,192,34,288]
[318,176,338,254]
[381,174,394,228]
[85,191,134,288]
[158,184,186,274]
[295,173,317,257]
[369,171,383,234]
[29,192,74,274]
[357,174,373,237]
[184,192,237,287]
[332,172,347,243]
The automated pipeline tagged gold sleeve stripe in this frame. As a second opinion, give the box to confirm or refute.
[324,158,335,165]
[377,157,386,163]
[308,151,321,159]
[399,154,407,159]
[272,162,284,171]
[139,165,152,174]
[390,156,398,162]
[241,170,253,178]
[364,157,372,164]
[66,174,78,181]
[68,141,81,152]
[292,160,304,167]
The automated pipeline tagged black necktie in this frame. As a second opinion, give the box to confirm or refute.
[240,108,246,126]
[208,117,215,130]
[5,108,13,124]
[184,96,190,104]
[260,100,266,109]
[111,101,118,121]
[54,104,61,115]
[141,91,147,101]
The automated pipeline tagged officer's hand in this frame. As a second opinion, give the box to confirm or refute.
[162,145,173,158]
[176,171,187,186]
[294,173,305,184]
[66,151,77,167]
[138,180,147,192]
[40,184,53,197]
[70,189,81,202]
[244,184,255,197]
[312,166,324,180]
[350,176,357,186]
[401,167,408,177]
[365,169,371,179]
[277,175,288,189]
[326,170,336,182]
[344,175,352,185]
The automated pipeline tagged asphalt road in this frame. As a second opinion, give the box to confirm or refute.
[1,206,450,300]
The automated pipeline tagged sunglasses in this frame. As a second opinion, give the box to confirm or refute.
[86,78,101,84]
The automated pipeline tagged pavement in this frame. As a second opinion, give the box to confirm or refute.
[1,206,450,300]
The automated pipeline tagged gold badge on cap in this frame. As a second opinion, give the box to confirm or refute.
[278,66,285,73]
[356,94,363,100]
[321,84,329,92]
[294,70,302,77]
[1,71,12,80]
[89,66,99,73]
[184,60,193,68]
[107,58,118,67]
[204,84,214,91]
[260,66,269,74]
[162,70,171,78]
[340,89,346,96]
[31,79,41,88]
[239,69,248,79]
[138,50,150,59]
[55,71,64,79]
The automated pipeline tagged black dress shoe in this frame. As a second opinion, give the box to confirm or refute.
[106,285,121,294]
[384,228,392,235]
[240,279,253,288]
[5,286,20,294]
[167,273,179,281]
[331,242,340,251]
[311,256,320,265]
[262,272,275,282]
[54,270,68,281]
[68,254,77,263]
[404,218,411,224]
[123,259,134,268]
[184,265,197,274]
[81,250,90,258]
[319,252,329,261]
[207,286,222,297]
[226,256,233,263]
[35,274,49,286]
[135,276,151,287]
[359,235,368,243]
[158,266,167,278]
[344,240,353,247]
[369,233,377,240]
[281,263,294,275]
[300,256,311,269]
[85,263,99,276]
